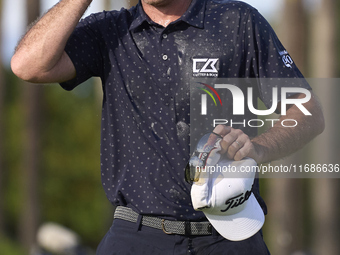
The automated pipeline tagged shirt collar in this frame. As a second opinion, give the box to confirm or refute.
[129,0,206,31]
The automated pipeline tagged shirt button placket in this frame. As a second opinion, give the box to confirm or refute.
[161,32,169,61]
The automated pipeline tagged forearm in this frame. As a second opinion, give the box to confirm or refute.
[252,93,325,164]
[11,0,92,82]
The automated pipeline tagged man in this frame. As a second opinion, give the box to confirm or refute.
[11,0,324,254]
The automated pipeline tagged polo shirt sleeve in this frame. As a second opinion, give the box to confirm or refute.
[60,13,106,91]
[244,8,311,109]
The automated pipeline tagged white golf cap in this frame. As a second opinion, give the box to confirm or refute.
[190,157,265,241]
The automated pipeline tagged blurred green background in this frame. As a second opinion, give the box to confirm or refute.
[0,0,339,254]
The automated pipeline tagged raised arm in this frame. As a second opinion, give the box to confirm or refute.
[11,0,93,83]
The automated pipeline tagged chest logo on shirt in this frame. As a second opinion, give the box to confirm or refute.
[192,58,219,77]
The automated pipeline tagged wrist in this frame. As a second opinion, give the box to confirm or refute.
[250,141,267,164]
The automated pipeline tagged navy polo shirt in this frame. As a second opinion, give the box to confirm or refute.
[61,0,308,221]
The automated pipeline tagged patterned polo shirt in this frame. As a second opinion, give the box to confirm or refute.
[61,0,307,221]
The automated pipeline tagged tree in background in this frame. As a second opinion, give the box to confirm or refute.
[18,0,42,250]
[104,0,138,10]
[309,0,340,254]
[265,0,340,254]
[128,0,139,7]
[266,1,307,254]
[0,0,5,238]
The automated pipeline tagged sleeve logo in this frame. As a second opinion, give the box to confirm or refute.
[279,50,294,68]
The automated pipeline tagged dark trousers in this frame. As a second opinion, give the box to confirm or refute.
[96,218,270,255]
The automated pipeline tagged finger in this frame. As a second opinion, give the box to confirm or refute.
[219,132,238,154]
[225,132,251,160]
[226,139,243,159]
[233,140,253,161]
[212,125,231,137]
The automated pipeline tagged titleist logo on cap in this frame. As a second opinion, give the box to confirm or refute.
[221,190,252,213]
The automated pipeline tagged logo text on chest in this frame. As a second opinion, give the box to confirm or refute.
[193,58,219,77]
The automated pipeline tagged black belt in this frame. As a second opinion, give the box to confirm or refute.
[114,206,212,236]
